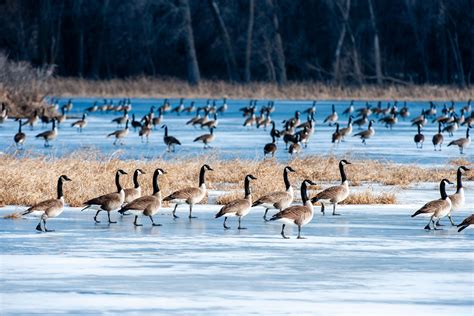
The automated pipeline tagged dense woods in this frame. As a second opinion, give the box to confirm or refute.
[0,0,472,86]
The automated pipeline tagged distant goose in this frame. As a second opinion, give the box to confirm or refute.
[202,113,218,129]
[131,114,142,131]
[304,101,317,115]
[217,98,228,114]
[414,123,425,149]
[447,125,471,154]
[411,179,453,230]
[64,99,73,112]
[119,168,166,227]
[353,115,368,129]
[339,116,353,139]
[171,98,185,115]
[82,169,128,223]
[139,118,152,143]
[35,119,58,147]
[194,128,215,149]
[424,102,437,117]
[56,106,67,127]
[432,122,444,151]
[186,108,202,125]
[442,122,459,137]
[263,134,277,157]
[183,101,196,114]
[323,104,338,126]
[411,112,427,127]
[342,101,354,116]
[288,135,302,155]
[243,113,257,127]
[124,169,146,205]
[440,166,470,226]
[14,119,26,148]
[193,110,209,127]
[311,160,351,216]
[107,120,129,145]
[457,214,474,232]
[253,166,296,221]
[355,102,372,117]
[269,179,317,239]
[379,113,398,129]
[163,164,213,219]
[86,101,99,113]
[71,113,87,132]
[111,109,129,127]
[331,123,342,144]
[162,124,181,152]
[159,99,171,112]
[0,102,8,124]
[40,108,51,126]
[21,175,72,232]
[23,110,39,130]
[353,119,375,144]
[215,174,257,229]
[399,102,410,119]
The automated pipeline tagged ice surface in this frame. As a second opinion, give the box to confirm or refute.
[0,99,471,164]
[1,200,473,315]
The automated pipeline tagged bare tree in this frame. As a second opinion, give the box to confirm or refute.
[266,0,287,85]
[367,0,383,84]
[180,0,201,85]
[333,0,350,83]
[244,0,255,83]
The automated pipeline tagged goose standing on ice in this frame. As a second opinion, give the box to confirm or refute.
[414,123,425,149]
[432,122,444,151]
[21,175,72,232]
[163,164,213,219]
[162,124,181,152]
[270,179,317,239]
[107,120,129,145]
[311,160,351,216]
[194,128,215,149]
[215,174,257,229]
[71,113,88,132]
[263,134,277,157]
[447,125,471,154]
[353,120,375,144]
[14,119,26,148]
[124,169,146,204]
[35,119,58,147]
[339,116,353,140]
[438,166,470,226]
[324,104,338,126]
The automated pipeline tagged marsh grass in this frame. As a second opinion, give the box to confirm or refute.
[0,153,471,209]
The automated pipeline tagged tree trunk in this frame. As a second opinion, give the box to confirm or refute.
[333,0,350,84]
[404,0,429,82]
[437,0,448,83]
[90,0,109,78]
[266,0,287,85]
[207,0,239,82]
[367,0,382,84]
[244,0,255,83]
[180,0,201,85]
[447,30,466,88]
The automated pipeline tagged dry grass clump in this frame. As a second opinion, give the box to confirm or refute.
[341,190,397,205]
[50,77,474,101]
[0,153,471,208]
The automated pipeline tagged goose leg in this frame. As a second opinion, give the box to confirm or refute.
[297,226,306,239]
[36,220,44,232]
[435,220,444,227]
[189,204,197,218]
[172,204,179,219]
[134,216,143,227]
[332,204,341,216]
[43,219,55,232]
[94,210,101,223]
[448,214,456,226]
[281,224,289,239]
[320,204,325,215]
[108,212,117,224]
[238,217,247,230]
[149,216,162,226]
[424,217,432,230]
[263,209,270,221]
[223,217,230,229]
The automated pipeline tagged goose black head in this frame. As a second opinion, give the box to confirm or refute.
[285,166,296,173]
[340,159,352,165]
[136,169,146,175]
[246,174,257,180]
[117,169,128,175]
[60,175,72,181]
[459,166,470,172]
[303,179,317,186]
[202,164,213,171]
[156,168,166,175]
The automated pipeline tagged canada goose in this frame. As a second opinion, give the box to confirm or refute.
[112,109,129,127]
[269,179,317,239]
[448,125,471,154]
[131,114,142,131]
[463,99,472,113]
[379,113,398,129]
[353,120,375,144]
[202,113,218,129]
[256,108,267,128]
[443,122,459,137]
[270,121,281,140]
[462,111,474,126]
[457,214,474,232]
[183,101,196,114]
[163,164,213,219]
[161,124,181,152]
[71,113,87,132]
[455,109,465,126]
[353,115,368,129]
[82,169,128,223]
[282,129,297,149]
[399,102,410,119]
[342,101,354,116]
[243,113,257,127]
[186,108,202,125]
[311,160,351,216]
[411,179,453,230]
[21,175,72,232]
[297,126,311,148]
[14,119,26,148]
[296,113,315,130]
[35,119,58,147]
[304,101,317,115]
[23,110,39,130]
[432,122,444,151]
[288,134,302,155]
[124,169,146,205]
[411,112,427,127]
[332,123,342,145]
[339,116,353,139]
[440,166,470,226]
[194,128,215,149]
[414,123,425,149]
[215,174,257,229]
[193,109,209,127]
[0,102,8,124]
[56,106,67,127]
[424,102,436,117]
[64,99,73,112]
[217,98,228,114]
[285,111,301,128]
[263,134,277,157]
[159,99,171,112]
[107,120,129,145]
[171,98,185,115]
[323,104,338,126]
[119,168,166,226]
[355,102,372,117]
[40,108,51,127]
[253,166,296,221]
[139,117,152,143]
[86,101,99,113]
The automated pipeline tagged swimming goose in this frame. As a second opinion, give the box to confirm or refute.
[14,119,26,148]
[311,160,351,216]
[119,168,166,226]
[215,174,257,229]
[353,120,375,144]
[124,169,146,204]
[457,214,474,232]
[414,123,425,149]
[269,179,317,239]
[35,119,58,147]
[323,104,338,126]
[432,122,444,151]
[21,175,72,232]
[82,169,128,223]
[194,128,215,149]
[411,179,453,230]
[253,166,296,221]
[71,113,88,132]
[162,124,181,152]
[263,134,277,157]
[163,164,213,219]
[107,120,129,145]
[447,125,471,154]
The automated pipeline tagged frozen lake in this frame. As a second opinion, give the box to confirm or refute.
[1,204,473,315]
[0,98,471,164]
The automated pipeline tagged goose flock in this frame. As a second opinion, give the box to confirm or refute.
[0,98,471,159]
[12,162,472,238]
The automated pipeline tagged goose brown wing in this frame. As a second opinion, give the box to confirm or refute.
[122,196,158,211]
[163,187,201,201]
[24,199,61,214]
[216,199,249,218]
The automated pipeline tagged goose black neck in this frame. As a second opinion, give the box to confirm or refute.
[456,169,463,191]
[115,172,123,192]
[339,162,347,183]
[153,171,160,194]
[467,128,470,138]
[440,181,448,200]
[210,128,214,135]
[164,126,168,136]
[133,171,140,188]
[18,120,22,133]
[438,123,441,133]
[271,134,276,143]
[301,182,309,204]
[368,120,373,129]
[199,167,207,186]
[348,117,352,125]
[284,168,291,190]
[244,177,252,197]
[57,177,64,199]
[417,124,421,134]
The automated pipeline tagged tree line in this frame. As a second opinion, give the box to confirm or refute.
[0,0,472,87]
